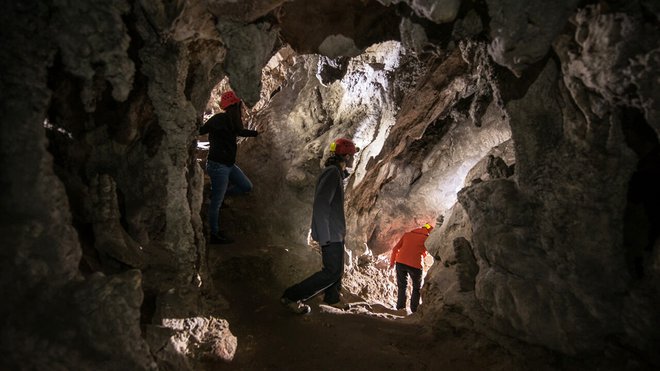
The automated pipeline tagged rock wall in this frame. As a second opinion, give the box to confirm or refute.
[0,0,272,369]
[421,3,660,367]
[0,1,155,369]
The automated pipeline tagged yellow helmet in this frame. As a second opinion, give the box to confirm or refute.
[423,223,433,231]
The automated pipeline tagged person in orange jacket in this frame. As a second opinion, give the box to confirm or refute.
[389,223,433,313]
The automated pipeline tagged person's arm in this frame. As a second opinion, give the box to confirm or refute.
[238,128,258,137]
[199,115,218,135]
[232,115,257,137]
[311,168,340,245]
[199,122,210,135]
[390,237,403,268]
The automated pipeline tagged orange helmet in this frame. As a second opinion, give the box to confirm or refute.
[220,91,241,109]
[330,138,359,156]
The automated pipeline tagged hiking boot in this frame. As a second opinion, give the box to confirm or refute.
[209,231,234,244]
[280,297,311,315]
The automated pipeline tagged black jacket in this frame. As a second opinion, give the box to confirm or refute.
[199,112,257,165]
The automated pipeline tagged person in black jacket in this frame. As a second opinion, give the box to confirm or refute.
[281,138,359,314]
[199,91,258,244]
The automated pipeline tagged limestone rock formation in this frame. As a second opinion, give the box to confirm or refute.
[486,0,580,76]
[1,0,659,369]
[277,0,400,57]
[422,3,660,364]
[379,0,462,24]
[147,317,237,369]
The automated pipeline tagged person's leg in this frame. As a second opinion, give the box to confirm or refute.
[206,160,231,236]
[282,242,344,302]
[225,165,253,196]
[322,243,345,304]
[395,262,408,310]
[409,266,423,312]
[323,278,343,305]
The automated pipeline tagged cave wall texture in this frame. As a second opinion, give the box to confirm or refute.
[1,0,659,369]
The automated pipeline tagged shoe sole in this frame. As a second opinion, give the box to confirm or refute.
[296,305,311,315]
[281,298,311,315]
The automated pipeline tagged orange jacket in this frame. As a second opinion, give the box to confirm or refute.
[389,227,429,269]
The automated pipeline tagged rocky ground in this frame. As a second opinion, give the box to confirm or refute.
[200,237,563,371]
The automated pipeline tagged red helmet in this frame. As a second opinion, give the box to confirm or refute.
[220,91,241,109]
[330,138,359,156]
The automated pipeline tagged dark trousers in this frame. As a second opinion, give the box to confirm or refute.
[283,242,344,304]
[206,161,252,235]
[396,262,423,312]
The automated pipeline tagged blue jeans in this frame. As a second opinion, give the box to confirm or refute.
[206,160,253,235]
[396,262,423,312]
[282,242,344,304]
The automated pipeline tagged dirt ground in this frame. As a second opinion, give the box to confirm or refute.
[200,238,560,371]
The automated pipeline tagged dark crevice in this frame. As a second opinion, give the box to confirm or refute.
[639,2,660,23]
[140,289,158,329]
[184,60,197,101]
[494,53,553,104]
[46,54,100,278]
[405,114,453,163]
[454,92,475,112]
[409,168,423,186]
[46,51,88,140]
[395,3,455,51]
[459,0,491,40]
[621,107,660,280]
[317,55,350,86]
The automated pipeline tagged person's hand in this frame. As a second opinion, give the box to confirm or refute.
[310,240,321,254]
[307,232,321,254]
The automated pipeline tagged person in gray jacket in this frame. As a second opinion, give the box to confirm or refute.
[281,138,359,314]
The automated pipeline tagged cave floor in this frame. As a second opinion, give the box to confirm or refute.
[201,238,550,371]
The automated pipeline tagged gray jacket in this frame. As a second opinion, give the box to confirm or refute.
[310,165,346,245]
